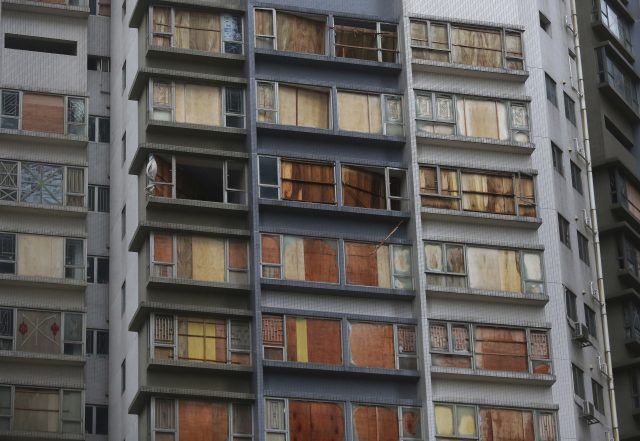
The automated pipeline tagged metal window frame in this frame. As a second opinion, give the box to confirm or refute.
[265,397,288,440]
[221,14,244,55]
[423,241,468,284]
[0,159,18,202]
[0,308,15,351]
[0,89,21,130]
[571,363,586,399]
[262,314,287,361]
[0,232,16,274]
[62,311,85,356]
[344,240,409,289]
[263,81,332,129]
[577,231,590,264]
[433,402,478,439]
[414,91,457,134]
[340,162,407,211]
[65,96,88,137]
[254,8,277,49]
[64,237,86,280]
[267,156,337,205]
[394,323,418,369]
[256,81,279,124]
[89,115,110,143]
[223,87,246,128]
[390,244,413,289]
[148,5,176,48]
[87,255,109,284]
[151,396,178,441]
[399,406,422,441]
[382,94,404,135]
[333,17,399,63]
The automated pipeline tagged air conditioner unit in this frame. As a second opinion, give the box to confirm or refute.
[573,323,593,347]
[580,401,599,425]
[597,356,609,377]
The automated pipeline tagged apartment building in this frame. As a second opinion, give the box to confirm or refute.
[576,1,640,440]
[0,0,619,440]
[0,0,111,440]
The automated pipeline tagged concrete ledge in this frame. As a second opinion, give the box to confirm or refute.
[263,360,420,381]
[421,207,542,229]
[148,359,253,375]
[0,128,88,146]
[0,430,83,441]
[147,45,245,65]
[1,0,89,17]
[128,221,249,252]
[0,351,85,366]
[0,274,86,291]
[0,200,87,218]
[129,386,254,414]
[412,59,528,82]
[256,123,406,147]
[146,196,248,215]
[416,133,534,154]
[259,198,410,221]
[430,366,555,386]
[261,278,415,300]
[255,49,402,74]
[145,119,246,138]
[426,285,549,306]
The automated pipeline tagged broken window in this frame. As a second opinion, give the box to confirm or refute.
[150,80,245,128]
[151,6,243,54]
[151,233,249,283]
[265,398,344,441]
[342,165,407,210]
[152,314,251,365]
[345,242,412,289]
[260,233,339,283]
[410,20,524,70]
[424,242,544,294]
[254,8,326,55]
[349,321,417,370]
[258,156,336,204]
[429,322,552,375]
[149,155,247,204]
[415,92,530,143]
[256,81,330,129]
[152,397,252,441]
[1,90,19,129]
[337,91,403,136]
[420,166,536,217]
[334,18,398,63]
[261,314,342,365]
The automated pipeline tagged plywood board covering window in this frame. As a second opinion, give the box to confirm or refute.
[276,12,326,54]
[288,400,344,441]
[175,83,221,126]
[278,85,329,128]
[334,19,398,63]
[281,159,335,204]
[285,317,341,364]
[180,400,229,441]
[17,234,64,278]
[22,93,64,134]
[175,10,221,52]
[342,165,385,209]
[345,242,412,289]
[338,92,382,134]
[349,322,395,368]
[451,27,502,68]
[352,405,399,441]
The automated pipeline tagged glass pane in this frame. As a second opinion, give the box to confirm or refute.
[0,308,14,338]
[20,163,64,205]
[424,243,443,272]
[402,408,421,438]
[64,313,83,342]
[436,96,454,121]
[446,245,465,274]
[98,118,110,142]
[416,95,433,119]
[434,405,454,435]
[457,406,477,436]
[523,252,542,281]
[96,331,109,355]
[67,98,86,123]
[230,321,251,351]
[259,157,278,186]
[226,88,244,114]
[88,116,96,142]
[0,386,10,417]
[95,406,108,434]
[511,104,528,129]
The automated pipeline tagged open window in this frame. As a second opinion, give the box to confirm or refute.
[429,322,551,375]
[265,398,344,441]
[334,18,398,63]
[349,321,417,370]
[258,156,336,204]
[337,91,403,136]
[419,166,536,217]
[424,242,543,294]
[260,233,339,284]
[345,241,412,289]
[257,81,330,129]
[152,314,250,365]
[150,80,245,128]
[262,314,342,365]
[415,92,529,143]
[151,6,243,54]
[342,164,408,210]
[149,154,246,204]
[151,233,249,283]
[152,397,252,441]
[254,8,326,55]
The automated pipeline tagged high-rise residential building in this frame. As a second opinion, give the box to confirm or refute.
[0,0,621,440]
[0,0,111,440]
[577,1,640,440]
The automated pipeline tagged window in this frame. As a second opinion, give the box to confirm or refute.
[424,242,544,294]
[0,309,13,350]
[539,12,551,34]
[65,238,84,280]
[558,214,571,248]
[87,256,109,284]
[419,166,536,217]
[88,185,109,212]
[352,405,421,441]
[152,234,248,283]
[572,364,585,398]
[266,398,343,441]
[415,92,529,143]
[3,387,83,433]
[153,398,252,441]
[632,368,640,409]
[256,81,329,129]
[86,329,109,355]
[577,232,590,265]
[584,305,598,338]
[569,51,578,90]
[334,18,398,63]
[85,404,108,435]
[87,56,110,72]
[349,321,417,370]
[596,47,639,112]
[337,91,403,136]
[342,164,407,210]
[121,359,126,393]
[66,97,87,136]
[152,7,243,54]
[262,314,342,365]
[0,233,15,274]
[551,143,563,176]
[88,116,110,142]
[598,0,632,50]
[1,90,20,129]
[260,233,338,284]
[592,380,605,413]
[254,8,325,55]
[624,300,640,340]
[151,80,245,128]
[563,92,576,125]
[152,314,250,365]
[434,403,557,441]
[345,241,412,289]
[605,117,634,149]
[565,288,578,322]
[410,20,523,70]
[89,0,111,16]
[258,156,335,204]
[149,155,247,204]
[545,73,557,106]
[430,322,551,374]
[570,161,583,194]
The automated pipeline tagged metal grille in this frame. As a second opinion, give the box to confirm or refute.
[397,326,416,354]
[262,316,284,345]
[0,160,17,201]
[530,332,549,359]
[452,325,470,352]
[429,324,448,350]
[155,315,174,343]
[230,321,250,350]
[0,309,12,337]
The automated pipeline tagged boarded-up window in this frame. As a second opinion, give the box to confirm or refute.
[478,408,534,441]
[175,83,222,126]
[345,242,412,289]
[281,159,336,204]
[288,400,344,441]
[423,242,466,288]
[22,93,64,134]
[177,317,228,363]
[15,310,62,354]
[410,20,449,62]
[175,10,221,53]
[262,315,285,360]
[14,388,60,432]
[475,326,528,372]
[278,84,330,128]
[529,331,551,375]
[352,405,399,441]
[285,317,341,364]
[276,11,326,55]
[415,93,456,135]
[342,165,385,209]
[16,234,64,278]
[334,19,398,63]
[260,234,339,284]
[456,97,509,140]
[451,27,502,68]
[349,322,395,369]
[338,92,382,134]
[430,323,472,369]
[419,166,460,210]
[180,400,229,441]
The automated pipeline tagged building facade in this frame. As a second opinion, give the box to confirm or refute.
[577,0,640,440]
[0,0,622,440]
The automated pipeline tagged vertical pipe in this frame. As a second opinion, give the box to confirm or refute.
[569,1,619,439]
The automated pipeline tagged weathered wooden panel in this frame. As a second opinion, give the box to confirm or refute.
[22,94,64,134]
[350,322,394,368]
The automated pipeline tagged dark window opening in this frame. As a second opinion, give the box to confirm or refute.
[605,117,634,150]
[5,34,77,56]
[539,12,551,34]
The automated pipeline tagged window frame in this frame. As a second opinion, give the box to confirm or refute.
[584,304,598,339]
[558,214,571,248]
[577,231,590,265]
[253,8,328,56]
[596,0,632,51]
[551,142,564,176]
[88,115,110,143]
[570,160,583,194]
[565,288,578,323]
[86,255,109,284]
[85,403,108,435]
[0,89,21,130]
[545,73,557,106]
[592,379,605,413]
[563,92,577,125]
[336,89,404,136]
[333,17,399,63]
[87,184,110,212]
[348,320,418,370]
[64,238,86,280]
[0,232,16,274]
[344,240,413,289]
[572,363,586,399]
[65,96,88,137]
[86,328,109,356]
[342,162,408,211]
[256,80,332,129]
